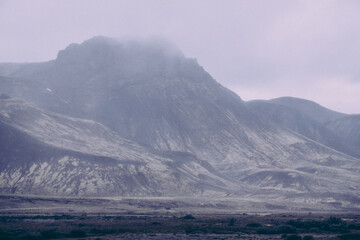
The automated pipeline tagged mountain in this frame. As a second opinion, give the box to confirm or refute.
[327,114,360,156]
[0,98,233,196]
[0,37,359,206]
[247,97,360,157]
[267,97,345,123]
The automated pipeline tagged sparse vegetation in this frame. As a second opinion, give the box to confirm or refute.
[0,211,359,239]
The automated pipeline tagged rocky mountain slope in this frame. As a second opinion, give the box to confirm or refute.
[327,114,360,155]
[0,98,232,196]
[247,97,360,157]
[0,37,359,205]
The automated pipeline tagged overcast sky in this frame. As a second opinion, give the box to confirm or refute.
[1,0,360,113]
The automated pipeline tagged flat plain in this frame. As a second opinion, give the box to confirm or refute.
[0,195,359,239]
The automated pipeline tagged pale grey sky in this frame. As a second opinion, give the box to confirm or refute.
[1,0,360,113]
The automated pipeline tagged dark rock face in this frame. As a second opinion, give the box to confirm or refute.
[0,37,359,205]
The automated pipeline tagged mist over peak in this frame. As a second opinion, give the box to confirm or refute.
[52,36,206,85]
[56,36,185,65]
[122,37,185,58]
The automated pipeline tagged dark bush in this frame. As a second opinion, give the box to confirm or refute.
[348,224,360,230]
[338,233,360,240]
[287,219,321,229]
[41,229,61,238]
[67,230,86,238]
[287,218,347,232]
[183,214,195,219]
[0,230,12,240]
[271,218,280,225]
[19,235,38,240]
[229,218,236,226]
[185,227,208,234]
[303,235,314,240]
[53,214,74,220]
[327,216,343,225]
[277,225,297,234]
[90,228,117,235]
[117,228,134,233]
[257,228,277,234]
[285,235,301,240]
[246,222,262,228]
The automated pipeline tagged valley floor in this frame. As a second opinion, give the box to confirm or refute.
[0,195,359,239]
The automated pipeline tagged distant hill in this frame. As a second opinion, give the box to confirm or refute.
[247,97,360,157]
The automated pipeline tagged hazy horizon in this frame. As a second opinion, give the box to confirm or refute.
[1,0,360,114]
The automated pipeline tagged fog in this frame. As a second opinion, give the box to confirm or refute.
[1,0,360,113]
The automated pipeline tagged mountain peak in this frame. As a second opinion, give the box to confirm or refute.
[82,35,119,45]
[56,36,185,65]
[56,36,119,64]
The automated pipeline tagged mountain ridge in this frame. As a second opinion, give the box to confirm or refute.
[247,97,360,157]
